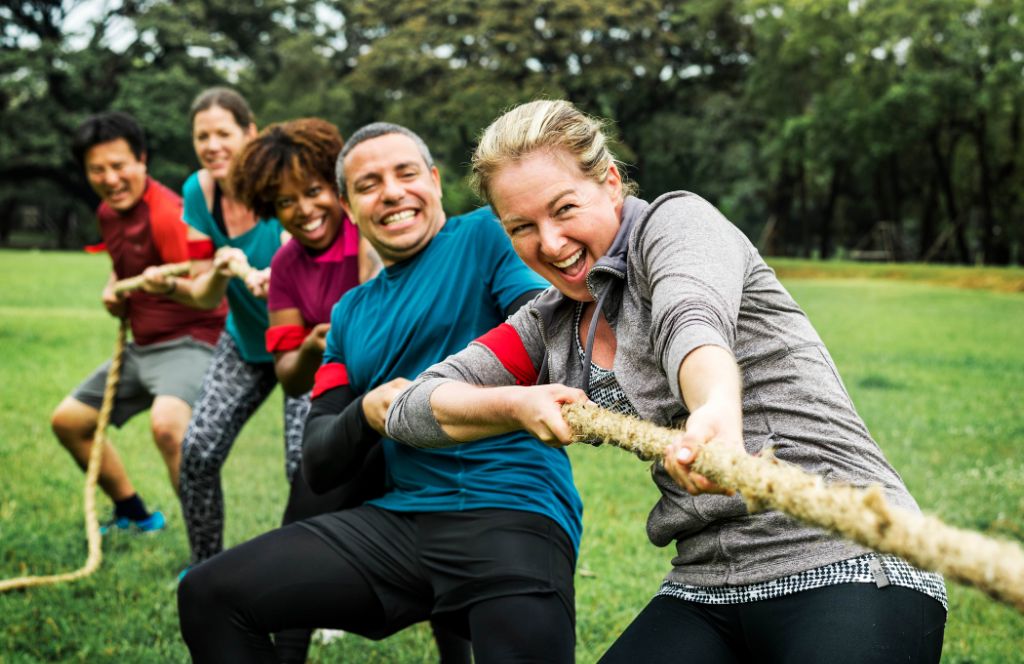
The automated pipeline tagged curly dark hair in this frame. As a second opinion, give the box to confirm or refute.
[230,118,344,220]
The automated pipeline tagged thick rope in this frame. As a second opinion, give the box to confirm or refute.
[112,262,191,294]
[111,258,254,297]
[0,320,127,593]
[562,402,1024,614]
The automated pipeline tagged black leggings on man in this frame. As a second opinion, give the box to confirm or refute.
[178,506,576,663]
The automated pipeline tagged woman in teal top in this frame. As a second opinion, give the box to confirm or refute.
[180,170,281,362]
[141,89,324,587]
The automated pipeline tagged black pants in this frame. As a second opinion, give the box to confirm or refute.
[178,509,575,663]
[599,585,946,663]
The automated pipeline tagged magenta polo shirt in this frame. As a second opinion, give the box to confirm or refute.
[267,218,361,326]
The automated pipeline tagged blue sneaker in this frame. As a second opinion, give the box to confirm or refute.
[99,510,166,535]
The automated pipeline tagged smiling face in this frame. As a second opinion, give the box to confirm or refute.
[84,138,148,213]
[192,105,256,182]
[490,149,623,302]
[274,175,343,250]
[339,133,445,266]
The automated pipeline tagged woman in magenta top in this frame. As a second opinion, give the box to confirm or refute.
[228,117,383,663]
[232,118,379,397]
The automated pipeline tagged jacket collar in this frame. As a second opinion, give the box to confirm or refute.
[587,195,649,285]
[532,195,649,321]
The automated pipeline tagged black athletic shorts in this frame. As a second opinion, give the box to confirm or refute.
[297,505,576,639]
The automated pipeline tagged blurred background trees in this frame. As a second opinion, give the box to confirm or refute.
[2,0,1021,264]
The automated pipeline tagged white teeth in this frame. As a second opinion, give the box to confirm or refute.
[552,249,583,269]
[301,217,324,232]
[382,210,415,225]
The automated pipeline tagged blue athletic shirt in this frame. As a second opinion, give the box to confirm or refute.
[322,207,583,551]
[182,171,282,364]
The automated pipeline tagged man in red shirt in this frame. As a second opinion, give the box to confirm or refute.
[50,112,226,534]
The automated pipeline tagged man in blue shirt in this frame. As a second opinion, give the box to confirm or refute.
[179,123,582,663]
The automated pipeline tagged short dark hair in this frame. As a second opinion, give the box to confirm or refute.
[189,87,255,130]
[335,122,434,198]
[231,118,344,220]
[71,111,147,169]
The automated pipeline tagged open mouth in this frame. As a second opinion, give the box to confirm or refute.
[551,248,586,277]
[204,158,230,172]
[381,209,416,226]
[301,217,325,233]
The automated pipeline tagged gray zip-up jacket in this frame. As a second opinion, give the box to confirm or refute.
[388,192,919,587]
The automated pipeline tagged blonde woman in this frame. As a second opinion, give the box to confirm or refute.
[386,100,947,663]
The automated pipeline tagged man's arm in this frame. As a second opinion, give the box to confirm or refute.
[302,378,407,493]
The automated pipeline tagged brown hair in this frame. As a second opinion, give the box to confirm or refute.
[230,118,344,220]
[189,87,255,129]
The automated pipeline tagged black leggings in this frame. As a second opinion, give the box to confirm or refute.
[178,524,572,663]
[599,585,946,663]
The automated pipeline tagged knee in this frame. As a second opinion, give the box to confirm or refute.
[151,400,190,454]
[178,561,232,630]
[51,401,93,445]
[50,409,72,442]
[150,420,184,457]
[178,567,209,621]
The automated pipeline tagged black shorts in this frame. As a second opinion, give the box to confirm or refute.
[297,505,576,639]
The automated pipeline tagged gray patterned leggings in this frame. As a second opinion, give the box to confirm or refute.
[179,332,310,565]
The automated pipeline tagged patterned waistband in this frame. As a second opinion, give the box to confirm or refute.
[657,553,947,610]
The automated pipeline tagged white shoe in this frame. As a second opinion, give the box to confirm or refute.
[313,629,346,645]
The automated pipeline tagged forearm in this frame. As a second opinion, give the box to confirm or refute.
[677,344,743,437]
[428,382,524,442]
[389,377,586,448]
[274,347,322,397]
[152,273,200,306]
[180,267,231,309]
[302,388,378,493]
[101,272,118,303]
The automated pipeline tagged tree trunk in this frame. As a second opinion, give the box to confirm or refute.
[819,162,843,260]
[973,114,998,264]
[929,130,970,263]
[889,154,904,260]
[918,180,938,261]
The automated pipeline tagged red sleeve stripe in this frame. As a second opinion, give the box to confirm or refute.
[188,238,215,259]
[312,362,349,399]
[473,323,537,386]
[265,325,312,353]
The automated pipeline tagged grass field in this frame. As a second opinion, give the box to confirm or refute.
[1,249,1023,663]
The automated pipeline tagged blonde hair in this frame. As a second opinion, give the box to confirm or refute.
[471,99,636,203]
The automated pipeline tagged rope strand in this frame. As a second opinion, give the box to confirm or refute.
[562,401,1024,614]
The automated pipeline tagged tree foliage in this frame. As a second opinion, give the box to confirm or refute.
[1,0,1021,263]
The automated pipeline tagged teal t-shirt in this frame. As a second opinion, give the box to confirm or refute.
[182,171,282,364]
[323,207,583,550]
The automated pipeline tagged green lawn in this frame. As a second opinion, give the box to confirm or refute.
[1,250,1022,662]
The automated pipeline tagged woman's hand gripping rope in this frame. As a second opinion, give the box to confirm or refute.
[213,247,257,282]
[559,401,1024,615]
